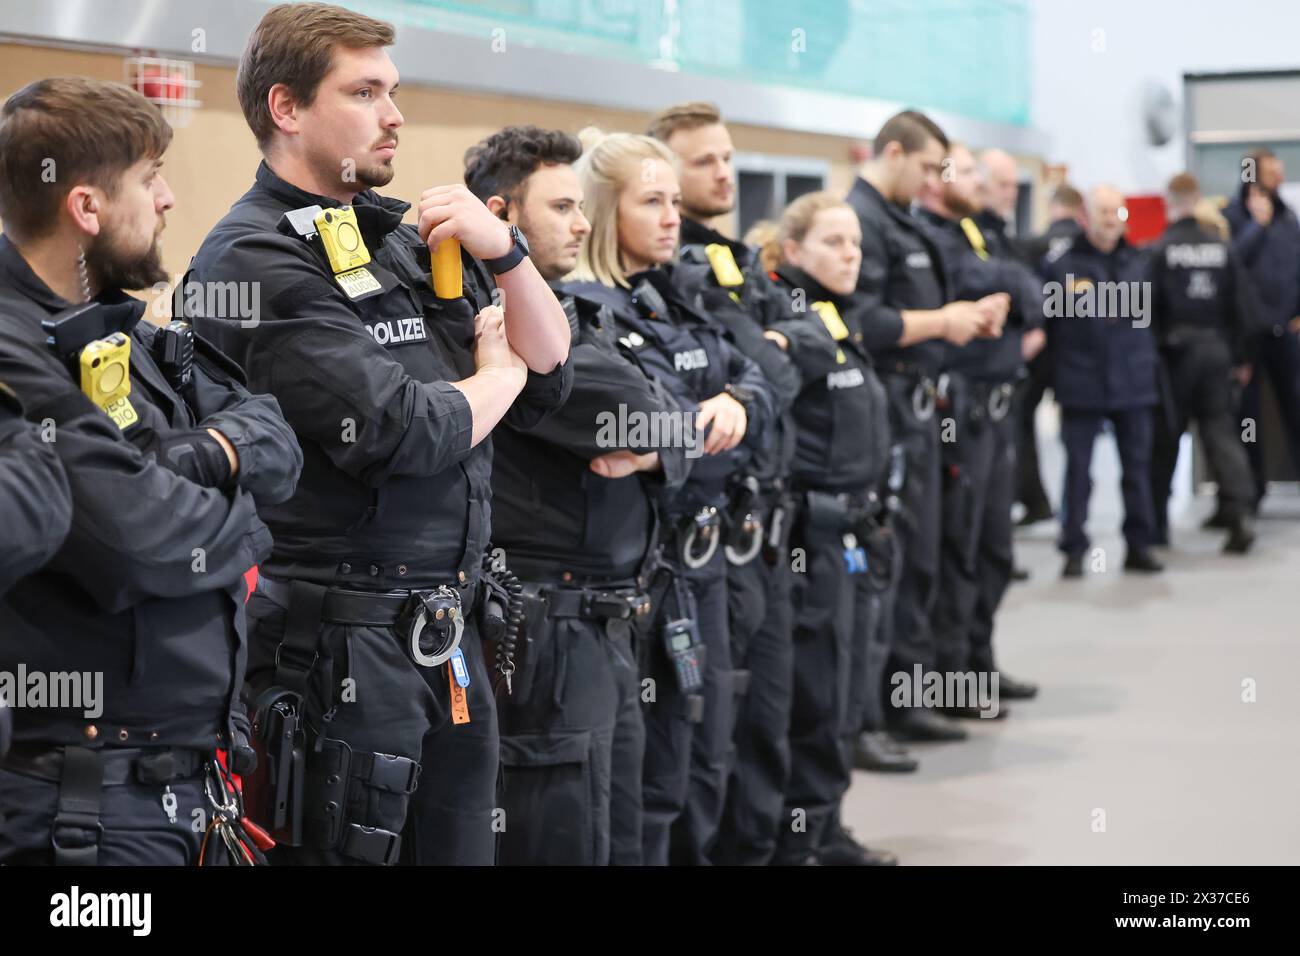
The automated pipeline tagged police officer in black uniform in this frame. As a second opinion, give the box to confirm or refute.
[1148,173,1256,553]
[648,102,802,866]
[1014,183,1085,526]
[765,192,897,865]
[1042,185,1163,578]
[188,6,571,865]
[916,143,1039,709]
[464,125,692,865]
[0,381,71,597]
[0,77,302,865]
[846,110,1003,747]
[561,129,772,866]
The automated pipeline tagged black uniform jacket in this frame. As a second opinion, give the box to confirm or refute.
[0,234,301,749]
[846,176,950,378]
[767,264,890,493]
[188,162,572,591]
[560,265,773,518]
[491,286,692,581]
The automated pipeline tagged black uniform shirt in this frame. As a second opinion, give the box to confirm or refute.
[1147,215,1256,363]
[560,266,773,516]
[677,217,800,484]
[767,264,890,492]
[189,162,572,590]
[0,234,300,748]
[915,207,1032,383]
[846,176,950,377]
[491,288,691,581]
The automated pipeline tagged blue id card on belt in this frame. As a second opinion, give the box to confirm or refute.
[449,647,471,688]
[842,533,868,575]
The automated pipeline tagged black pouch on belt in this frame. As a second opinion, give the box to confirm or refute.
[802,489,851,536]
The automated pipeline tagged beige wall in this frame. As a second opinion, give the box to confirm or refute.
[0,41,860,291]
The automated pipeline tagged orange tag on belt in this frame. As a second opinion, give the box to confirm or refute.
[449,663,471,725]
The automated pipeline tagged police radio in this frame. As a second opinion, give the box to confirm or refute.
[151,320,195,392]
[662,617,705,694]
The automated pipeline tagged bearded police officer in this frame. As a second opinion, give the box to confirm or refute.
[648,102,803,866]
[1148,174,1256,553]
[0,77,302,865]
[188,4,571,865]
[916,143,1039,711]
[846,110,1003,748]
[464,125,691,865]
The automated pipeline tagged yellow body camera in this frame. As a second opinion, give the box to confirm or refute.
[80,333,138,429]
[315,206,371,274]
[704,243,745,288]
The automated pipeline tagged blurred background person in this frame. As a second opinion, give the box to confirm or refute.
[1218,147,1300,518]
[1043,185,1163,578]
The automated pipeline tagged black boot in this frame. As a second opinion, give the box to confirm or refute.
[1062,553,1084,578]
[888,708,968,742]
[997,673,1039,699]
[1223,519,1256,555]
[854,730,919,772]
[816,818,899,866]
[1123,548,1165,573]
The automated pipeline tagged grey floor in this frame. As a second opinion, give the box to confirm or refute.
[842,411,1300,864]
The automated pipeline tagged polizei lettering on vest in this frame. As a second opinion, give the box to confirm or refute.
[673,348,709,371]
[366,316,427,346]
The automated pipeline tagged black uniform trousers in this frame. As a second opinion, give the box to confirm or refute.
[774,516,866,864]
[0,755,207,865]
[1015,347,1054,517]
[933,381,1016,677]
[850,522,902,734]
[1153,336,1255,531]
[666,545,735,866]
[496,592,644,866]
[1058,407,1156,557]
[1238,328,1300,503]
[881,374,942,704]
[245,586,499,866]
[712,540,794,866]
[641,545,734,866]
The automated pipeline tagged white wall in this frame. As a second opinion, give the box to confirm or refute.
[1031,0,1300,194]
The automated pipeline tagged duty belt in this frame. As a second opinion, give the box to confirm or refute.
[2,744,210,866]
[536,584,653,622]
[259,574,467,682]
[3,744,209,786]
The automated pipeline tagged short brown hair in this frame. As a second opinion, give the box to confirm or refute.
[647,101,723,143]
[0,77,172,242]
[1167,172,1200,201]
[237,2,395,149]
[873,109,948,156]
[1051,183,1084,211]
